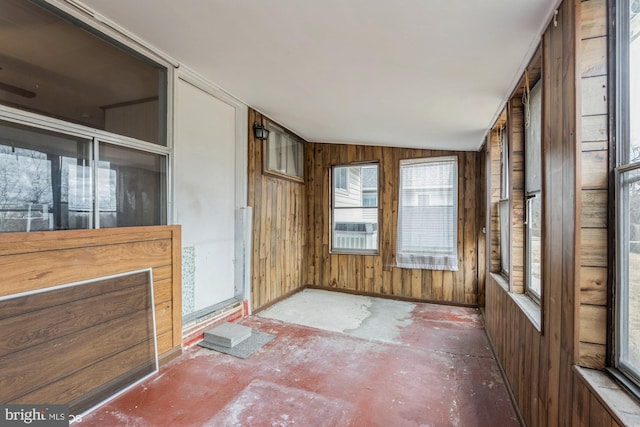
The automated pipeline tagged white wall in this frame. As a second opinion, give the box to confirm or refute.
[174,77,243,315]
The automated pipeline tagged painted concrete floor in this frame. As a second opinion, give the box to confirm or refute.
[81,290,520,426]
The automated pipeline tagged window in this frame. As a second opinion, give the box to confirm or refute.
[361,166,378,206]
[335,168,348,191]
[0,120,167,232]
[614,0,640,391]
[499,126,510,276]
[0,121,93,232]
[0,0,167,145]
[397,156,458,270]
[264,122,304,182]
[0,1,169,233]
[524,80,542,301]
[98,144,166,228]
[332,163,378,253]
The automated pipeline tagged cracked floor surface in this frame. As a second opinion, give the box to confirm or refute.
[81,290,520,427]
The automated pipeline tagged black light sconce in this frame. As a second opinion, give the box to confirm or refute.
[253,122,270,140]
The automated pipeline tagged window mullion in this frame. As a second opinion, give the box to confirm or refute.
[93,138,100,229]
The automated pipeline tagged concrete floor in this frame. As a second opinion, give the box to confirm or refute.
[81,290,520,426]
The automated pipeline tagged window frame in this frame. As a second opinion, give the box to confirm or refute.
[396,155,459,271]
[330,162,379,255]
[612,0,640,396]
[524,78,543,303]
[499,126,511,278]
[1,0,169,146]
[263,121,304,183]
[0,114,170,232]
[0,0,173,232]
[334,167,349,192]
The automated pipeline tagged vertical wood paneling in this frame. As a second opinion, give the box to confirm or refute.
[485,0,579,425]
[486,276,547,425]
[248,109,307,310]
[510,102,526,293]
[305,144,479,305]
[578,0,609,369]
[572,369,630,426]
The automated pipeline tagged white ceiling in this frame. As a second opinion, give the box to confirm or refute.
[79,0,558,151]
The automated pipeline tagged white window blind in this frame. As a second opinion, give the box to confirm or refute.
[397,156,458,270]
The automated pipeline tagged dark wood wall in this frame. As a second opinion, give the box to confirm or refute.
[485,0,578,424]
[248,109,307,310]
[304,143,480,305]
[484,0,623,424]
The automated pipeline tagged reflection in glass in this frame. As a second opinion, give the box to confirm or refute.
[332,164,378,252]
[98,143,166,228]
[264,124,304,181]
[0,0,167,145]
[527,194,542,298]
[630,3,640,161]
[0,121,92,232]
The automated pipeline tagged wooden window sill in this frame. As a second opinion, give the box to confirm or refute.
[575,366,640,425]
[491,273,541,332]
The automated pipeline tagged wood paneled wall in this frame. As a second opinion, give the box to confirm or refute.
[304,143,480,305]
[484,0,579,424]
[0,226,182,361]
[1,271,156,414]
[248,109,307,310]
[578,0,609,369]
[485,1,630,424]
[485,276,544,424]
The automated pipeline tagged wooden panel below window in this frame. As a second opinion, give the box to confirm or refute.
[0,225,182,362]
[0,271,156,415]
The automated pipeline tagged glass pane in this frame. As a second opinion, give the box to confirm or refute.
[499,199,510,274]
[332,208,378,251]
[285,138,303,178]
[527,194,542,298]
[620,168,640,377]
[98,143,166,227]
[334,167,348,191]
[500,129,509,199]
[525,81,542,192]
[0,120,92,232]
[398,159,456,254]
[0,0,167,145]
[332,164,378,252]
[630,1,640,162]
[334,165,378,208]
